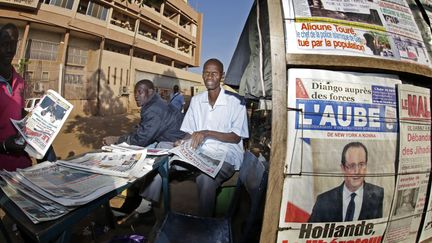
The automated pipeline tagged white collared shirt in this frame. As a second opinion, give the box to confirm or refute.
[342,185,364,221]
[181,87,249,170]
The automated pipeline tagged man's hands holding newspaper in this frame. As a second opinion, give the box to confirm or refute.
[175,130,209,149]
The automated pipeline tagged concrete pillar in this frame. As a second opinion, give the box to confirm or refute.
[18,22,30,60]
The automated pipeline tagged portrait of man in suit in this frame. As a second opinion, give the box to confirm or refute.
[308,141,384,222]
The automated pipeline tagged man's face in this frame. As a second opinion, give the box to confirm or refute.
[202,61,223,91]
[0,28,18,67]
[134,84,151,107]
[341,146,367,192]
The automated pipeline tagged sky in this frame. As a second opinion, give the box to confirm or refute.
[187,0,255,74]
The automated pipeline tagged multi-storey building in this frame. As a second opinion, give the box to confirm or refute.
[0,0,203,116]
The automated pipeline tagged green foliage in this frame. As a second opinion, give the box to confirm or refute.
[16,58,30,76]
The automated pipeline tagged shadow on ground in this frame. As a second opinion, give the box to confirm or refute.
[53,113,140,159]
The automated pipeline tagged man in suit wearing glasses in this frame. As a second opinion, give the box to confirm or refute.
[308,142,384,222]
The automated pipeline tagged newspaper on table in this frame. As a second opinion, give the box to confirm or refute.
[169,140,225,178]
[0,171,72,224]
[58,151,153,179]
[101,142,169,155]
[15,161,128,206]
[386,84,431,242]
[277,69,400,242]
[11,90,73,159]
[281,0,431,66]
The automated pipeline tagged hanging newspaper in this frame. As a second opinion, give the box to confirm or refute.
[169,140,225,178]
[0,171,72,223]
[11,90,73,159]
[277,69,400,242]
[58,151,152,179]
[386,84,431,242]
[15,162,128,206]
[282,0,431,66]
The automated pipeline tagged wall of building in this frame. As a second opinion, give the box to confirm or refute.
[0,0,203,117]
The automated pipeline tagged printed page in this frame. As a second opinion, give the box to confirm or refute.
[11,90,73,158]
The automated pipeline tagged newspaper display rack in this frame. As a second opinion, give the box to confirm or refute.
[278,69,400,242]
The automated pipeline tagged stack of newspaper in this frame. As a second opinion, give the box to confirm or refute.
[0,149,158,224]
[101,142,169,156]
[58,150,155,179]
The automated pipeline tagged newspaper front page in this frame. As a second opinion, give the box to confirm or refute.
[15,162,128,206]
[11,90,73,159]
[277,69,400,242]
[282,0,431,66]
[58,151,151,179]
[169,140,225,178]
[386,84,431,242]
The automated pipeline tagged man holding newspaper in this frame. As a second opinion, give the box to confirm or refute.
[0,23,32,171]
[141,58,249,217]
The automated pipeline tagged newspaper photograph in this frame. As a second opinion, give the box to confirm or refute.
[58,151,150,178]
[169,140,225,178]
[277,69,400,242]
[11,90,73,159]
[386,84,431,242]
[16,162,128,206]
[0,171,72,223]
[282,0,431,66]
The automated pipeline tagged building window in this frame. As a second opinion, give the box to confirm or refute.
[65,74,83,85]
[126,69,129,86]
[43,0,74,9]
[67,46,88,66]
[28,39,59,61]
[42,71,49,81]
[24,71,34,81]
[107,66,110,85]
[78,0,108,21]
[120,68,123,86]
[114,67,117,85]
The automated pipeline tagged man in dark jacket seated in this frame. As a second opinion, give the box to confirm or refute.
[103,79,185,214]
[103,79,185,148]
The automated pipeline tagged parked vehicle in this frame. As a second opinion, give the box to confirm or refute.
[25,98,42,112]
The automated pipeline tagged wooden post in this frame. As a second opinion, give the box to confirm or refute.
[260,0,287,242]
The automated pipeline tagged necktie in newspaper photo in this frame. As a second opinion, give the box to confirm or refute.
[345,193,356,221]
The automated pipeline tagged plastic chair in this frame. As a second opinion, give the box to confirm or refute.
[153,151,268,243]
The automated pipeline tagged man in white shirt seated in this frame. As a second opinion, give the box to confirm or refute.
[141,58,249,216]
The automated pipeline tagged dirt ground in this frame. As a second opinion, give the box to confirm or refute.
[1,113,202,243]
[52,113,141,160]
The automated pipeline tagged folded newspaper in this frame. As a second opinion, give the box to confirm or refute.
[11,90,73,159]
[101,142,169,155]
[169,140,225,178]
[58,151,154,179]
[15,161,128,206]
